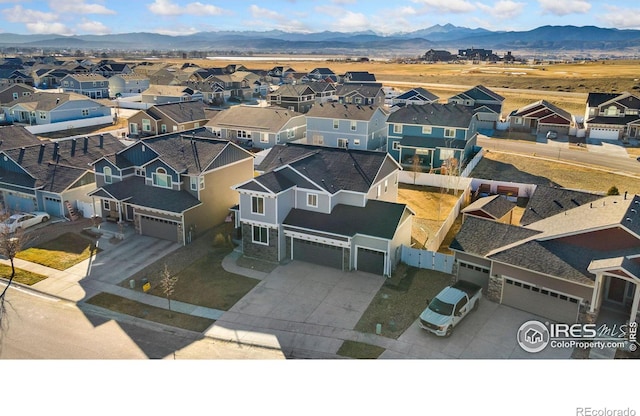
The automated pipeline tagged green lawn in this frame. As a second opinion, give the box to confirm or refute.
[355,265,452,339]
[337,341,385,359]
[0,264,48,285]
[85,292,215,332]
[16,232,100,270]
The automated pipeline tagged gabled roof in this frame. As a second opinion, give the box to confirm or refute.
[394,87,439,102]
[306,82,336,94]
[519,186,602,226]
[256,144,390,194]
[269,84,314,97]
[284,199,410,240]
[0,126,42,150]
[7,92,98,111]
[387,102,476,128]
[205,105,302,132]
[335,83,383,98]
[62,73,108,82]
[451,85,504,103]
[462,194,516,220]
[146,101,209,124]
[450,216,541,256]
[587,92,622,107]
[511,100,572,123]
[306,102,384,121]
[342,71,377,82]
[142,84,201,97]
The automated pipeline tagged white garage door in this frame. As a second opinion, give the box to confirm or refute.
[458,261,490,291]
[589,128,619,140]
[501,277,580,323]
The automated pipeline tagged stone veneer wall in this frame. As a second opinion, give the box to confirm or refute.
[242,224,278,262]
[343,247,351,271]
[486,274,503,303]
[578,303,598,324]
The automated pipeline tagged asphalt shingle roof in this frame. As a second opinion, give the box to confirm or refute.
[147,101,209,124]
[387,102,476,128]
[450,216,541,256]
[206,106,301,132]
[0,125,42,149]
[519,186,602,226]
[305,102,383,121]
[463,194,515,219]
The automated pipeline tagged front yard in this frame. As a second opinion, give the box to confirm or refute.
[16,232,100,270]
[0,264,47,286]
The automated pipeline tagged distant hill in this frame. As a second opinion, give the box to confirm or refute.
[2,25,640,55]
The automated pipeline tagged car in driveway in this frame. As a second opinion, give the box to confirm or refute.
[0,212,50,233]
[546,130,558,140]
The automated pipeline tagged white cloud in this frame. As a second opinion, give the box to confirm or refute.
[26,21,72,35]
[148,0,224,16]
[3,5,58,23]
[537,0,591,16]
[77,18,111,34]
[477,1,525,20]
[411,0,476,13]
[334,10,369,31]
[250,5,282,21]
[601,6,640,29]
[48,0,116,15]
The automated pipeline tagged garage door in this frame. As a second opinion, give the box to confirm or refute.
[139,215,180,242]
[357,247,385,275]
[292,239,343,270]
[589,128,619,140]
[5,194,35,213]
[43,196,62,217]
[501,277,580,323]
[458,262,490,291]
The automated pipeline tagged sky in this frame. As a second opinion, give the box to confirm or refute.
[1,0,640,37]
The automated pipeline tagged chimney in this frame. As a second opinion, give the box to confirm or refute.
[71,138,76,157]
[52,142,59,160]
[99,134,104,148]
[18,147,25,164]
[83,136,89,153]
[38,143,45,163]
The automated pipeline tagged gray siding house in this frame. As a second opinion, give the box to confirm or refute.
[2,92,112,126]
[60,74,110,99]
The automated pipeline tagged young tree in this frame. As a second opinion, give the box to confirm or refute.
[411,154,421,185]
[0,210,27,329]
[159,264,178,317]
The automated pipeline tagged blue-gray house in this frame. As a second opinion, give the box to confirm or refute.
[2,92,112,126]
[386,103,479,173]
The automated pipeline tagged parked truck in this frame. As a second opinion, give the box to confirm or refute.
[419,280,482,337]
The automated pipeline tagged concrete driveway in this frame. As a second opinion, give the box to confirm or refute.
[206,260,386,358]
[392,299,573,359]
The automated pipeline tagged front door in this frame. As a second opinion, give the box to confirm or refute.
[606,277,627,304]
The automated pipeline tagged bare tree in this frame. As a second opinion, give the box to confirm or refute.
[0,209,27,330]
[410,154,421,185]
[159,264,178,317]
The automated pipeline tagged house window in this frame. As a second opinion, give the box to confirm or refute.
[350,121,357,131]
[337,138,348,148]
[260,133,269,143]
[287,129,295,139]
[392,141,400,151]
[605,105,618,116]
[377,185,381,198]
[393,123,402,134]
[353,139,360,146]
[142,119,151,132]
[39,111,46,119]
[190,176,198,191]
[103,200,110,211]
[355,97,362,104]
[104,166,112,184]
[237,130,251,139]
[252,225,268,245]
[199,176,205,190]
[312,135,324,145]
[384,180,388,193]
[251,196,264,215]
[440,149,455,161]
[513,117,523,125]
[12,92,18,100]
[152,167,172,188]
[422,126,432,134]
[307,193,318,207]
[82,109,89,116]
[135,168,145,177]
[444,128,455,138]
[194,122,200,128]
[160,124,167,133]
[333,119,339,129]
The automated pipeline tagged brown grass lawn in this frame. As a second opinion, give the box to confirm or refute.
[354,264,452,339]
[0,264,47,285]
[16,232,100,270]
[471,152,640,195]
[336,340,385,359]
[85,292,215,332]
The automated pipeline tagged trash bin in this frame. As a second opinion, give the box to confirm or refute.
[142,278,148,285]
[129,279,135,289]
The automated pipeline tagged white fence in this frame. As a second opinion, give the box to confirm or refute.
[25,115,114,134]
[76,200,100,218]
[399,171,473,190]
[401,245,454,274]
[114,98,150,110]
[428,186,470,251]
[460,147,485,177]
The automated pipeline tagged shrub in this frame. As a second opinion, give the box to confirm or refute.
[607,186,620,196]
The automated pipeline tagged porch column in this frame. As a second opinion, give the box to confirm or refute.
[630,283,640,324]
[590,273,602,313]
[117,202,122,222]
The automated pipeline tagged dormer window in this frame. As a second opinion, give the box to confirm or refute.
[152,167,171,188]
[307,193,318,208]
[104,166,112,184]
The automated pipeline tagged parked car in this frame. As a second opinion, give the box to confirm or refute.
[636,156,640,162]
[0,212,50,233]
[546,130,558,139]
[419,280,482,337]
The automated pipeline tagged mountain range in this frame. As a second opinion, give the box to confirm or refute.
[1,24,640,56]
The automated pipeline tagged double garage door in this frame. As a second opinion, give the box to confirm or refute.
[589,128,620,140]
[291,239,386,275]
[139,215,180,242]
[501,277,580,323]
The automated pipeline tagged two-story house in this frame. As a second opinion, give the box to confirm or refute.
[584,92,640,140]
[387,103,479,172]
[232,144,413,276]
[109,74,150,97]
[205,106,306,150]
[60,74,110,99]
[307,82,336,104]
[2,92,112,127]
[390,87,439,109]
[447,85,504,130]
[305,102,389,151]
[141,85,203,105]
[89,128,254,244]
[127,101,210,138]
[267,84,315,114]
[334,84,385,107]
[0,133,124,218]
[0,83,34,106]
[307,67,336,82]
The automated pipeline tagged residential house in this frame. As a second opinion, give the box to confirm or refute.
[232,143,413,276]
[267,66,296,84]
[267,84,315,113]
[423,49,456,62]
[335,84,385,107]
[141,85,203,105]
[386,103,479,172]
[305,102,389,150]
[147,68,191,86]
[183,80,227,105]
[3,92,112,126]
[205,106,306,150]
[109,74,150,97]
[32,68,71,89]
[60,74,110,100]
[0,69,34,86]
[93,61,133,77]
[127,101,210,138]
[341,71,377,84]
[458,48,497,61]
[450,188,640,325]
[584,92,640,140]
[0,133,124,218]
[307,68,336,81]
[509,100,573,137]
[461,194,516,224]
[89,129,254,244]
[0,84,34,106]
[448,85,504,130]
[307,82,336,104]
[391,87,439,108]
